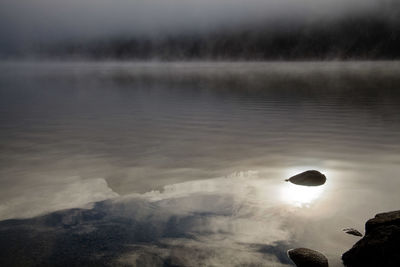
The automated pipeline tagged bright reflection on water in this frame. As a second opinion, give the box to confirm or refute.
[281,182,325,207]
[0,61,400,266]
[280,167,331,207]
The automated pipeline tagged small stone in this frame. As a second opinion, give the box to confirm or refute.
[285,170,326,186]
[343,228,363,237]
[287,248,329,267]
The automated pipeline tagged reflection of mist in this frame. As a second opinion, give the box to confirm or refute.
[0,171,295,266]
[0,171,315,266]
[1,167,399,266]
[0,62,400,265]
[0,162,399,267]
[0,177,118,220]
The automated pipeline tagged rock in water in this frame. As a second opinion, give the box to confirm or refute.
[342,210,400,267]
[343,228,363,237]
[285,170,326,186]
[287,248,329,267]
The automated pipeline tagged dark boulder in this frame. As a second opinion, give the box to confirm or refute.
[285,170,326,186]
[287,248,329,267]
[342,210,400,267]
[365,210,400,233]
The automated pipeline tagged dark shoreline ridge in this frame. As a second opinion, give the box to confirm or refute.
[5,3,400,60]
[342,210,400,267]
[41,14,400,60]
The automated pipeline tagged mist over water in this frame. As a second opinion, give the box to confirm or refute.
[1,0,399,59]
[0,0,382,39]
[0,61,400,266]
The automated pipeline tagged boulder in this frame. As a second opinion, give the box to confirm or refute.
[285,170,326,186]
[342,210,400,267]
[287,248,329,267]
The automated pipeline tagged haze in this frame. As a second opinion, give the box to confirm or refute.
[0,0,387,52]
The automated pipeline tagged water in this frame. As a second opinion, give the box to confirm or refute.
[0,61,400,266]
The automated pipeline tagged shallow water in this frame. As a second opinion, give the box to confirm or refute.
[0,61,400,266]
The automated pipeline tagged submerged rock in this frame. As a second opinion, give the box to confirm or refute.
[287,248,329,267]
[343,228,363,237]
[342,210,400,267]
[285,170,326,186]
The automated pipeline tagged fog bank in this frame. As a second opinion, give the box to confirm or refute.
[1,0,398,57]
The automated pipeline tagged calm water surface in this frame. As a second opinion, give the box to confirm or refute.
[0,61,399,266]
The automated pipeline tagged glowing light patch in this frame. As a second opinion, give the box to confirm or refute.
[281,182,325,207]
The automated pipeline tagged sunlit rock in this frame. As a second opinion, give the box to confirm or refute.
[342,210,400,267]
[287,248,329,267]
[343,228,363,237]
[285,170,326,186]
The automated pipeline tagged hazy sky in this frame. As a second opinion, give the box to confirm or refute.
[0,0,385,50]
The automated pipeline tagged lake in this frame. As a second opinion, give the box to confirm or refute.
[0,61,399,266]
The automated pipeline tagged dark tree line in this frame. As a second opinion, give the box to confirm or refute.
[43,10,400,60]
